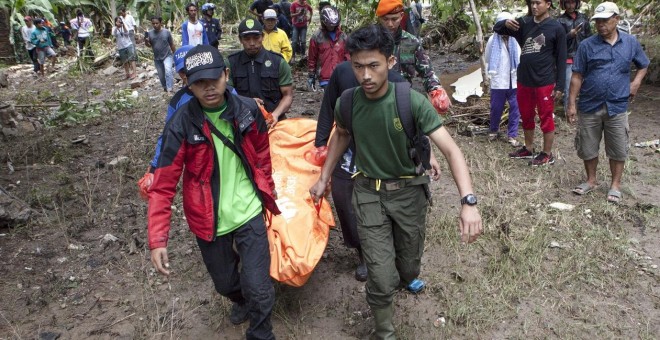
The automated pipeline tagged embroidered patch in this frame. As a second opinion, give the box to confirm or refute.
[393,118,403,131]
[246,19,255,29]
[265,60,272,68]
[185,51,213,71]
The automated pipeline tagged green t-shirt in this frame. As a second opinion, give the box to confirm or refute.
[204,105,262,236]
[278,59,293,86]
[334,82,443,179]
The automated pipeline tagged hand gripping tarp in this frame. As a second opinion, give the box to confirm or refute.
[266,118,335,287]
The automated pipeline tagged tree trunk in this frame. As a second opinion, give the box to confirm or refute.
[0,8,15,64]
[467,0,489,90]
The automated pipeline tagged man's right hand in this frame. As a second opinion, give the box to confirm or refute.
[309,179,328,205]
[505,19,520,31]
[151,247,171,276]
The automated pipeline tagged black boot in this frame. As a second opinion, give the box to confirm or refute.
[355,249,367,282]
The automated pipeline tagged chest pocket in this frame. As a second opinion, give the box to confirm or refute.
[184,126,210,177]
[259,60,282,108]
[231,65,250,95]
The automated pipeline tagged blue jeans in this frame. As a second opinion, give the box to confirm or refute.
[564,64,572,110]
[154,55,174,91]
[196,215,275,340]
[292,26,307,56]
[489,88,520,138]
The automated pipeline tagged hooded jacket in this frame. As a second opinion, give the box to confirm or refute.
[147,90,280,249]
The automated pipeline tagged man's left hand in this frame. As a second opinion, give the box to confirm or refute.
[459,205,482,244]
[428,153,441,181]
[429,87,451,115]
[552,90,563,101]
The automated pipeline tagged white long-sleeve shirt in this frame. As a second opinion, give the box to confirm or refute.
[21,25,35,50]
[484,34,521,90]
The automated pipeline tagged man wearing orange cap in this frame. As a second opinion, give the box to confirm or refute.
[376,0,450,114]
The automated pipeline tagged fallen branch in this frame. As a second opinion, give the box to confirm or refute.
[13,103,60,108]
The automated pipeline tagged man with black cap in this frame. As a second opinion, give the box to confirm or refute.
[228,18,293,126]
[147,44,280,340]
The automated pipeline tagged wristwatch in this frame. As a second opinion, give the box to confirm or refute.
[460,194,478,206]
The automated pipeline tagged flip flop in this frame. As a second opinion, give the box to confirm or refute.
[607,189,622,204]
[573,182,596,195]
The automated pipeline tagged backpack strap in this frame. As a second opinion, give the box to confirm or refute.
[394,82,414,141]
[339,87,357,136]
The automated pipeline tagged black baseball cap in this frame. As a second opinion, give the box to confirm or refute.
[238,18,263,37]
[184,45,227,84]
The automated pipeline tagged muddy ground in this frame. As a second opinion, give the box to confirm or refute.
[0,44,659,340]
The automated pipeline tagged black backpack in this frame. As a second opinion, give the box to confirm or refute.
[339,82,432,176]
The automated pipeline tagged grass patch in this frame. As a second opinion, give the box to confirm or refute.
[418,130,659,337]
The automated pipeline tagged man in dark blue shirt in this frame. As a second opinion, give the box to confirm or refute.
[566,1,649,204]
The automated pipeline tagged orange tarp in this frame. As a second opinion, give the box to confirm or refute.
[266,118,335,287]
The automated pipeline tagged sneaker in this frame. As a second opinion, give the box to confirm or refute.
[508,137,521,147]
[488,132,499,141]
[509,146,534,159]
[406,278,425,294]
[529,152,555,167]
[229,302,249,325]
[355,262,367,282]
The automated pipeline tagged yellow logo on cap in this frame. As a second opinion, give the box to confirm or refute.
[246,19,255,28]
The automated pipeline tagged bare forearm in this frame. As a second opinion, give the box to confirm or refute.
[319,132,350,183]
[429,127,474,197]
[568,72,583,107]
[273,93,292,118]
[632,68,648,85]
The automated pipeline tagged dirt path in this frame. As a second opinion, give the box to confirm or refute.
[0,50,658,339]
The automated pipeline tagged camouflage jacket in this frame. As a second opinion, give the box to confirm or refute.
[393,29,440,93]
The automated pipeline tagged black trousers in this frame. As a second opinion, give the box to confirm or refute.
[331,170,361,250]
[196,214,275,340]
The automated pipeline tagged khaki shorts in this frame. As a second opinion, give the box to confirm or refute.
[36,47,56,64]
[575,105,629,161]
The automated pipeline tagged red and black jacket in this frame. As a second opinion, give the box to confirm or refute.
[147,90,280,249]
[308,26,349,83]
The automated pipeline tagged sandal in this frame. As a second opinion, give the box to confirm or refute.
[607,189,622,204]
[573,182,597,195]
[508,137,521,147]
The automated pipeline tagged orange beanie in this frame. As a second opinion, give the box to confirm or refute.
[376,0,404,17]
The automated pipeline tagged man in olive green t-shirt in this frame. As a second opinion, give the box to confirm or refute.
[310,25,483,339]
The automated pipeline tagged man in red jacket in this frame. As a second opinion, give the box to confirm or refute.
[147,44,280,340]
[307,6,349,91]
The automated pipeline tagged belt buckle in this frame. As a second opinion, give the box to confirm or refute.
[385,182,401,191]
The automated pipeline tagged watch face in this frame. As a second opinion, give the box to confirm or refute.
[462,194,477,205]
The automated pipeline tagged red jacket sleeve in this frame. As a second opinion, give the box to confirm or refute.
[307,33,319,74]
[147,124,187,249]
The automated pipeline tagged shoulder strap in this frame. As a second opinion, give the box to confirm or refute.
[206,119,241,157]
[523,16,550,42]
[394,82,415,140]
[339,87,356,135]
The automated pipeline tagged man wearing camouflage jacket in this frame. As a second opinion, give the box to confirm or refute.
[376,0,449,114]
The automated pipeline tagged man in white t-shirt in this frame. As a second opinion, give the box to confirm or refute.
[20,16,39,74]
[181,3,209,46]
[119,6,137,47]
